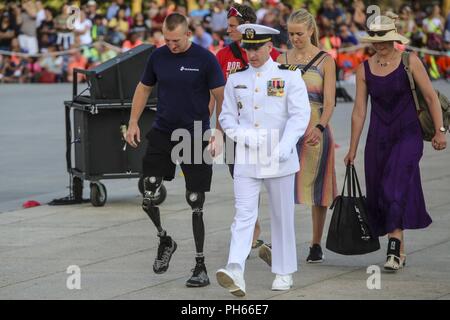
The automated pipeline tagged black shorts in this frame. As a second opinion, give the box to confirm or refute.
[142,128,213,192]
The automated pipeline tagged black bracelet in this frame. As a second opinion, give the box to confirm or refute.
[315,124,325,132]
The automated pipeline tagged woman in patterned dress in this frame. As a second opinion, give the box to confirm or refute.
[278,9,337,263]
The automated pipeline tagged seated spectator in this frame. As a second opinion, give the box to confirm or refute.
[122,30,143,51]
[150,6,167,32]
[9,37,24,66]
[24,56,41,83]
[132,13,148,41]
[192,24,213,49]
[144,2,159,31]
[67,49,87,83]
[0,55,20,83]
[38,45,63,83]
[336,43,362,80]
[55,4,74,50]
[339,24,358,46]
[351,0,365,31]
[38,33,51,53]
[437,40,450,79]
[445,12,450,43]
[0,12,16,51]
[208,31,224,54]
[35,0,45,28]
[189,0,210,23]
[320,27,341,59]
[96,42,118,63]
[37,8,57,48]
[73,11,92,46]
[86,0,98,22]
[318,0,345,30]
[398,5,415,38]
[108,8,129,45]
[106,0,130,21]
[146,29,164,48]
[210,0,228,36]
[423,4,445,50]
[91,15,107,42]
[17,0,39,55]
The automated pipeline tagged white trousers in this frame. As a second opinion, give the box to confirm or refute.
[227,174,297,275]
[18,35,38,55]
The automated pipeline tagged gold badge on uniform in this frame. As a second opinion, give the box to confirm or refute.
[267,78,285,97]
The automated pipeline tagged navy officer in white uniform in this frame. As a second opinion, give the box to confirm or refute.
[216,23,311,296]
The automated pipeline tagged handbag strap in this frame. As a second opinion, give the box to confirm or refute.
[301,51,326,75]
[350,165,363,198]
[401,51,421,112]
[340,164,352,197]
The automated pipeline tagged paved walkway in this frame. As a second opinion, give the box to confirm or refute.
[0,83,449,299]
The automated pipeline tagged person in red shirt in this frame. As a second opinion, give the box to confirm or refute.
[216,4,280,80]
[211,3,280,251]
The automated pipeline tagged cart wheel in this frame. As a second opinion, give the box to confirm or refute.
[73,176,83,202]
[138,177,144,196]
[90,182,107,207]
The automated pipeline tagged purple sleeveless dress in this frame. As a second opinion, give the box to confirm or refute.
[363,59,432,237]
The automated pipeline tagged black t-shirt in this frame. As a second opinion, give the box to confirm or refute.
[0,25,16,49]
[141,42,225,133]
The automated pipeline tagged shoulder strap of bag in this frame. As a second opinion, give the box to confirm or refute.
[229,42,248,68]
[302,50,326,75]
[351,165,363,198]
[401,51,421,112]
[330,164,351,210]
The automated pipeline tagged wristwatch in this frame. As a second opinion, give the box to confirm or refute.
[439,127,446,133]
[315,124,325,132]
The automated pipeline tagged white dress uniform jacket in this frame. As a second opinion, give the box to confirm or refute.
[219,58,311,178]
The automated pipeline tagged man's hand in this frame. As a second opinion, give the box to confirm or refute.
[208,130,224,157]
[126,121,141,148]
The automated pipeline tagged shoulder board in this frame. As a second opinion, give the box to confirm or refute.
[278,64,300,71]
[229,65,249,75]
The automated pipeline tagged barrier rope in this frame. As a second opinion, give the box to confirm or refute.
[0,41,123,58]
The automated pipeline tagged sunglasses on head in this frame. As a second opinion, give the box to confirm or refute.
[227,6,243,19]
[367,30,392,37]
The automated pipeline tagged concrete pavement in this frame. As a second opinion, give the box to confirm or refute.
[0,83,449,300]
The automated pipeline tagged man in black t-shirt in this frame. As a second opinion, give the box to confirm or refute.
[126,13,225,288]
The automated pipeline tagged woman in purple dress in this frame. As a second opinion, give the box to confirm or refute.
[344,13,447,272]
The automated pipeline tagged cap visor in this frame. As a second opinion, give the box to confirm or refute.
[241,42,265,50]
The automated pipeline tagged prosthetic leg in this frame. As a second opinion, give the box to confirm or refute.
[142,176,177,274]
[185,190,210,287]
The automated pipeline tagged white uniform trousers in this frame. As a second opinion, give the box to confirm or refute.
[227,174,297,275]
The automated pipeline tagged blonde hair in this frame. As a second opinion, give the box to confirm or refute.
[287,9,319,47]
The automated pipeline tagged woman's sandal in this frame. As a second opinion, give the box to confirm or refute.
[252,239,264,249]
[400,254,407,268]
[384,254,401,271]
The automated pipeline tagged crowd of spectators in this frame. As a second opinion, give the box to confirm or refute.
[0,0,449,84]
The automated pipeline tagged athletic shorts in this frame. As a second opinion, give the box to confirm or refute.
[142,128,213,192]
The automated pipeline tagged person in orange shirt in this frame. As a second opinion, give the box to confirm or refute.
[437,41,450,79]
[122,30,143,51]
[67,50,87,83]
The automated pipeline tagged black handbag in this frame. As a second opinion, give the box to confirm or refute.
[326,165,380,255]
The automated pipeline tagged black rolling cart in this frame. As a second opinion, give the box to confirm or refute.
[50,44,166,207]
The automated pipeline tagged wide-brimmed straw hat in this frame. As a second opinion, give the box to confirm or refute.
[360,13,410,45]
